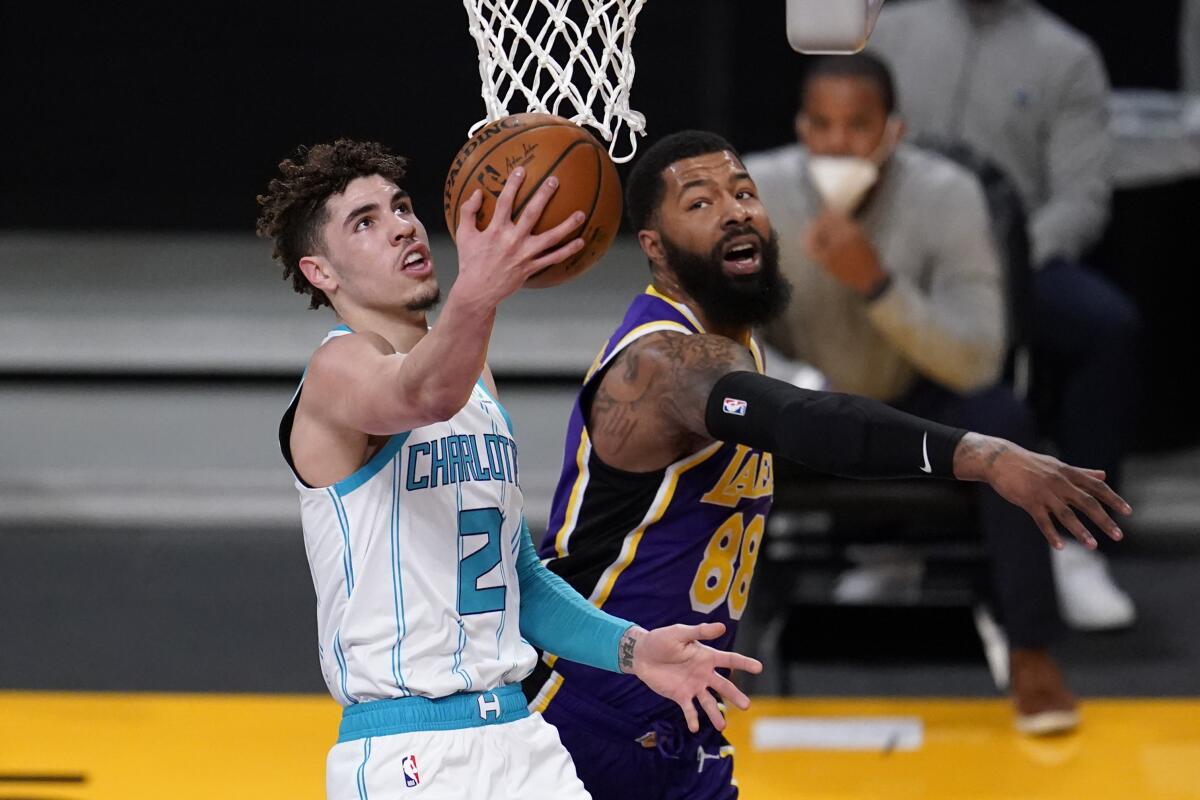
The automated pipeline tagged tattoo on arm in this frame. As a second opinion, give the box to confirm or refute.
[618,629,637,673]
[589,332,756,462]
[590,350,645,454]
[952,432,1010,481]
[985,443,1010,469]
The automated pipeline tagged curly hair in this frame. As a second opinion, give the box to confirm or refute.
[256,139,409,309]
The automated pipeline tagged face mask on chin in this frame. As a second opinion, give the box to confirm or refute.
[806,117,902,213]
[806,156,879,213]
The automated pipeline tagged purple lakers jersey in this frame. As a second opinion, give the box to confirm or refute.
[526,286,773,718]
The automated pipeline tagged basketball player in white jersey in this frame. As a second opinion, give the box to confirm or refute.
[256,139,761,799]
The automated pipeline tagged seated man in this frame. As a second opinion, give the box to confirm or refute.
[744,53,1076,733]
[869,0,1138,631]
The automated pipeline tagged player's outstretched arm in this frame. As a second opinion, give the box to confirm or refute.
[588,331,1131,551]
[702,370,1132,551]
[949,433,1131,550]
[618,623,762,734]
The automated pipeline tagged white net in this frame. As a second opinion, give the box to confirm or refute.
[462,0,648,163]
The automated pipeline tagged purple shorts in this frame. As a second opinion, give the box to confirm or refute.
[541,685,738,800]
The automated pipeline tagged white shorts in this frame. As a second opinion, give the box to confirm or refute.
[327,690,590,799]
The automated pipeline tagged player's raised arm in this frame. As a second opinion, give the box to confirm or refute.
[305,170,587,436]
[588,330,1131,551]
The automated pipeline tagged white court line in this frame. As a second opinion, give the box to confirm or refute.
[751,716,924,752]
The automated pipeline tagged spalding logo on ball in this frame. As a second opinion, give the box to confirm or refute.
[444,113,622,289]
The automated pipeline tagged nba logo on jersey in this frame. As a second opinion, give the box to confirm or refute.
[402,755,420,787]
[722,397,748,416]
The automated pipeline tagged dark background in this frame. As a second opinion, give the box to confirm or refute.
[1,1,1183,230]
[2,0,1194,447]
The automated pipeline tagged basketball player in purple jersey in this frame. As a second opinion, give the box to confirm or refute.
[524,132,1131,800]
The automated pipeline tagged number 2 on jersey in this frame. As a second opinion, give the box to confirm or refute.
[689,512,764,619]
[458,507,506,615]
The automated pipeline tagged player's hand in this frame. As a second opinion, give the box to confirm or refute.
[621,622,762,734]
[802,210,889,297]
[953,432,1133,550]
[453,168,586,305]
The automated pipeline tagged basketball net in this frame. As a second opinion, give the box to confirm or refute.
[462,0,648,163]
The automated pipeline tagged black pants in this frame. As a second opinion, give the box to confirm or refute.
[1032,259,1141,495]
[893,379,1062,650]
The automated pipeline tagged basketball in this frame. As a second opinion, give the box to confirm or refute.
[443,113,622,289]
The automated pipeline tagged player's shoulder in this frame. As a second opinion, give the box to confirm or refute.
[618,328,687,359]
[306,329,396,387]
[620,330,756,376]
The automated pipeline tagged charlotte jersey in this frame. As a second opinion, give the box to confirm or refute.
[527,287,773,717]
[280,325,537,706]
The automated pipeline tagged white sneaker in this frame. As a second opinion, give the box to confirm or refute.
[1051,541,1136,631]
[832,546,925,605]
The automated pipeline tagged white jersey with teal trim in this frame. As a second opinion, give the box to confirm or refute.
[285,326,537,707]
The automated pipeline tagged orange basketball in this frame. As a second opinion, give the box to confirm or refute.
[443,113,622,289]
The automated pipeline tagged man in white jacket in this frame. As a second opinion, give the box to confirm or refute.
[746,53,1082,735]
[870,0,1139,632]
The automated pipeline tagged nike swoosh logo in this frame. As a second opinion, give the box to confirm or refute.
[920,432,932,474]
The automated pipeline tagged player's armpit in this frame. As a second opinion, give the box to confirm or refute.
[588,332,757,471]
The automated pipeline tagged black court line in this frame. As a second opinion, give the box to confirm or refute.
[0,774,86,783]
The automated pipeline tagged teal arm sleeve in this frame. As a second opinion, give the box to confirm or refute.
[515,518,635,674]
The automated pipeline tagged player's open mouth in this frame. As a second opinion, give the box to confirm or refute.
[399,243,433,276]
[721,237,761,276]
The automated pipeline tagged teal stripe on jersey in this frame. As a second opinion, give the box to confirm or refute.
[356,736,371,799]
[327,489,355,595]
[389,458,411,696]
[453,620,472,691]
[476,379,515,436]
[336,433,411,497]
[450,475,472,690]
[494,514,509,660]
[334,630,356,704]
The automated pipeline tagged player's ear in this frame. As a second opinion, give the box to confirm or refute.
[637,228,667,269]
[795,111,809,144]
[299,255,339,296]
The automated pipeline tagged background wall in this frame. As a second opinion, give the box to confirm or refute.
[2,0,1199,711]
[5,2,1194,452]
[2,1,1185,230]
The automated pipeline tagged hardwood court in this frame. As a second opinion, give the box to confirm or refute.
[2,693,1197,799]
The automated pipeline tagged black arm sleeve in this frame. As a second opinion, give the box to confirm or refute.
[704,371,967,479]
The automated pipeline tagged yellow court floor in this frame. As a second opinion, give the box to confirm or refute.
[1,693,1198,799]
